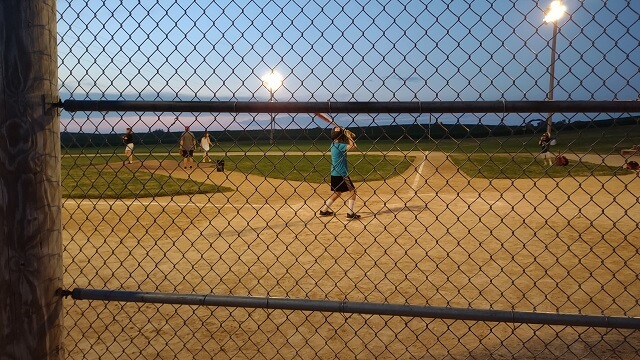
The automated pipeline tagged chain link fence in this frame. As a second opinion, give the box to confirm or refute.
[57,0,640,358]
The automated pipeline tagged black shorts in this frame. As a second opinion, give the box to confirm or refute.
[182,149,194,158]
[331,176,355,193]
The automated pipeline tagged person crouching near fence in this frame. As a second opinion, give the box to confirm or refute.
[538,132,553,166]
[319,127,361,220]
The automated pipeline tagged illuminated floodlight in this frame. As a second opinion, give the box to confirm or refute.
[262,71,283,92]
[543,0,567,135]
[544,1,566,23]
[262,71,283,145]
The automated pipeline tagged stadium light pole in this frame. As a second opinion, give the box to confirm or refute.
[544,0,566,135]
[262,71,283,145]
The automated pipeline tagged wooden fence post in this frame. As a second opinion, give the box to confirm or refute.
[0,0,63,358]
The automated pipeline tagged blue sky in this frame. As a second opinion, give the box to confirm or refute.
[56,0,640,132]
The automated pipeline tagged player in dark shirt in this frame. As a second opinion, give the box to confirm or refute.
[121,128,135,165]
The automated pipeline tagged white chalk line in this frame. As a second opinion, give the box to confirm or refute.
[64,199,305,211]
[65,195,502,216]
[63,191,502,218]
[412,151,428,190]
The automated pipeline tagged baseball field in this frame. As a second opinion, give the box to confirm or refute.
[61,129,640,358]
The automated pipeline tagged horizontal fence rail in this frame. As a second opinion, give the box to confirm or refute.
[68,288,640,330]
[59,100,640,114]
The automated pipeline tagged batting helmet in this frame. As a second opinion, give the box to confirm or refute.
[331,127,345,140]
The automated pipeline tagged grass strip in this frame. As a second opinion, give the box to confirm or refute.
[449,153,632,179]
[62,156,231,199]
[224,154,413,183]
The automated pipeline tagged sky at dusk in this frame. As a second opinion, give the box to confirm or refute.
[56,0,640,133]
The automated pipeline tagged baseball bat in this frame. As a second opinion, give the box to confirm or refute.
[315,113,337,126]
[315,113,356,139]
[169,116,179,129]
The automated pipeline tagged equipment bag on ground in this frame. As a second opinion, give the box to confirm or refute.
[555,155,569,166]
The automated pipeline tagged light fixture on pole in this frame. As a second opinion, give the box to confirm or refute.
[544,0,566,135]
[262,71,283,145]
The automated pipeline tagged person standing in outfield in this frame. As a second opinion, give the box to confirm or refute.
[200,131,212,163]
[121,127,135,165]
[539,132,553,166]
[180,125,197,170]
[319,127,361,220]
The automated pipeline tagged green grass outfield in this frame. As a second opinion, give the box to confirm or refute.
[225,154,413,183]
[62,155,232,199]
[62,125,638,198]
[449,153,632,179]
[62,153,413,198]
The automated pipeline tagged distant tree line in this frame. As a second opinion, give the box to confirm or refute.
[60,116,638,148]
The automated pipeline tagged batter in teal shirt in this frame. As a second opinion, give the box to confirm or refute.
[330,141,349,177]
[319,126,361,220]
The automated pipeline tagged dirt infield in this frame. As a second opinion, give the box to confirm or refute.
[62,151,640,358]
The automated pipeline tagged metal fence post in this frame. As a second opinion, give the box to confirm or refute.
[0,1,63,358]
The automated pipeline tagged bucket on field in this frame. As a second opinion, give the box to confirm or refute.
[216,159,225,172]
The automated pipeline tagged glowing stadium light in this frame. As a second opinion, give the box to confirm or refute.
[544,1,566,23]
[262,71,283,145]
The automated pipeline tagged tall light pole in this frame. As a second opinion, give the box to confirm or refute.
[544,0,566,135]
[262,71,283,145]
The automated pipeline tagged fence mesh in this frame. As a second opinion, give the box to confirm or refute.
[57,0,640,358]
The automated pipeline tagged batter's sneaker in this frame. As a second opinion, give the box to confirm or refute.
[319,210,334,216]
[346,213,361,220]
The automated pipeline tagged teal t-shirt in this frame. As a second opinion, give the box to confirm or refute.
[330,142,348,176]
